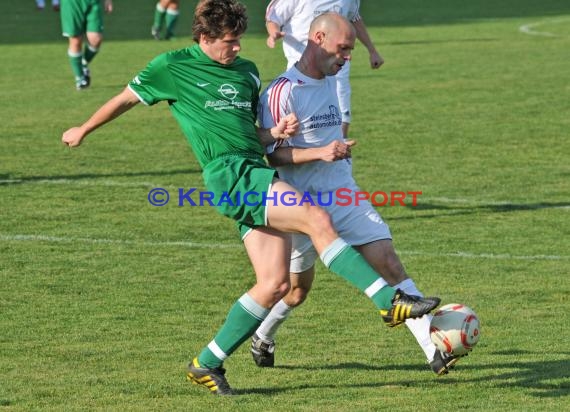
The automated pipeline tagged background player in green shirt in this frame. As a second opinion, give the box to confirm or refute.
[151,0,180,40]
[60,0,113,90]
[61,0,440,395]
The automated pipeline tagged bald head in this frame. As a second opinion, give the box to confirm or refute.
[297,12,356,79]
[308,12,355,39]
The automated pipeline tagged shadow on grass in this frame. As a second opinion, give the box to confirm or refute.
[238,351,570,398]
[435,351,570,398]
[0,169,200,186]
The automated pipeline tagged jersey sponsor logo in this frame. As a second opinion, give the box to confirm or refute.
[203,82,251,111]
[218,83,239,100]
[204,100,252,110]
[306,105,342,130]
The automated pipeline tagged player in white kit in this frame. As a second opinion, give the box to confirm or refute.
[265,0,383,138]
[253,12,462,376]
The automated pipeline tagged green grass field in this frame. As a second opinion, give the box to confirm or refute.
[1,1,569,410]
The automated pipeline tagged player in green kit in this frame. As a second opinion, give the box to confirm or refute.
[151,0,180,40]
[60,0,113,90]
[61,0,440,395]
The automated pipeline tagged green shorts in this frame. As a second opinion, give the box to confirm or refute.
[202,155,278,238]
[61,0,104,37]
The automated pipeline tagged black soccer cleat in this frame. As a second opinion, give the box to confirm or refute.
[82,65,91,88]
[75,77,90,91]
[430,349,464,376]
[151,27,161,40]
[251,333,275,367]
[380,289,440,327]
[186,357,234,395]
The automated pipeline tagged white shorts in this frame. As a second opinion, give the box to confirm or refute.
[290,199,392,273]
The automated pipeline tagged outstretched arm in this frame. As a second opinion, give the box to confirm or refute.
[62,87,140,147]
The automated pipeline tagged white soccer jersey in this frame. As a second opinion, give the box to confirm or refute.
[259,65,392,271]
[258,65,354,194]
[266,0,361,67]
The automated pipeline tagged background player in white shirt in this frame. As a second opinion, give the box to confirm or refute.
[255,12,461,376]
[265,0,383,138]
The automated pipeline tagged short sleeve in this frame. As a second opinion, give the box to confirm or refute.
[266,0,296,26]
[128,54,179,106]
[258,77,294,154]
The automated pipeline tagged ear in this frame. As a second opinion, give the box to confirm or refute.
[314,31,326,45]
[199,33,212,44]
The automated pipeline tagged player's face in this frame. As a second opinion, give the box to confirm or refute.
[320,29,355,76]
[200,32,242,65]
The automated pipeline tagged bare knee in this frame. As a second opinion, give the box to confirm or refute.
[284,285,310,307]
[86,33,103,49]
[283,267,314,307]
[304,206,338,251]
[266,280,291,305]
[68,36,82,53]
[249,278,290,308]
[273,280,291,304]
[308,206,333,230]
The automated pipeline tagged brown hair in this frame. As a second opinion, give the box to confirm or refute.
[192,0,248,42]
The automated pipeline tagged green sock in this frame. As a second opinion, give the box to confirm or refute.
[322,239,395,309]
[152,4,166,31]
[197,293,269,368]
[67,50,83,79]
[83,44,98,64]
[165,9,179,39]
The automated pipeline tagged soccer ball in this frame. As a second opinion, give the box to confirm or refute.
[430,303,480,356]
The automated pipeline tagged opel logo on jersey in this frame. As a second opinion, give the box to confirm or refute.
[218,84,239,100]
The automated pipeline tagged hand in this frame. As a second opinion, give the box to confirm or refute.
[62,127,87,148]
[272,113,299,139]
[319,139,356,162]
[369,50,384,69]
[266,31,285,48]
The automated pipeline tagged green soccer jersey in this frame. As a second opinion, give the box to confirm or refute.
[128,45,263,168]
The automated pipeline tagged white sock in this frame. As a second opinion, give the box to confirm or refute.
[255,299,293,341]
[395,278,437,362]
